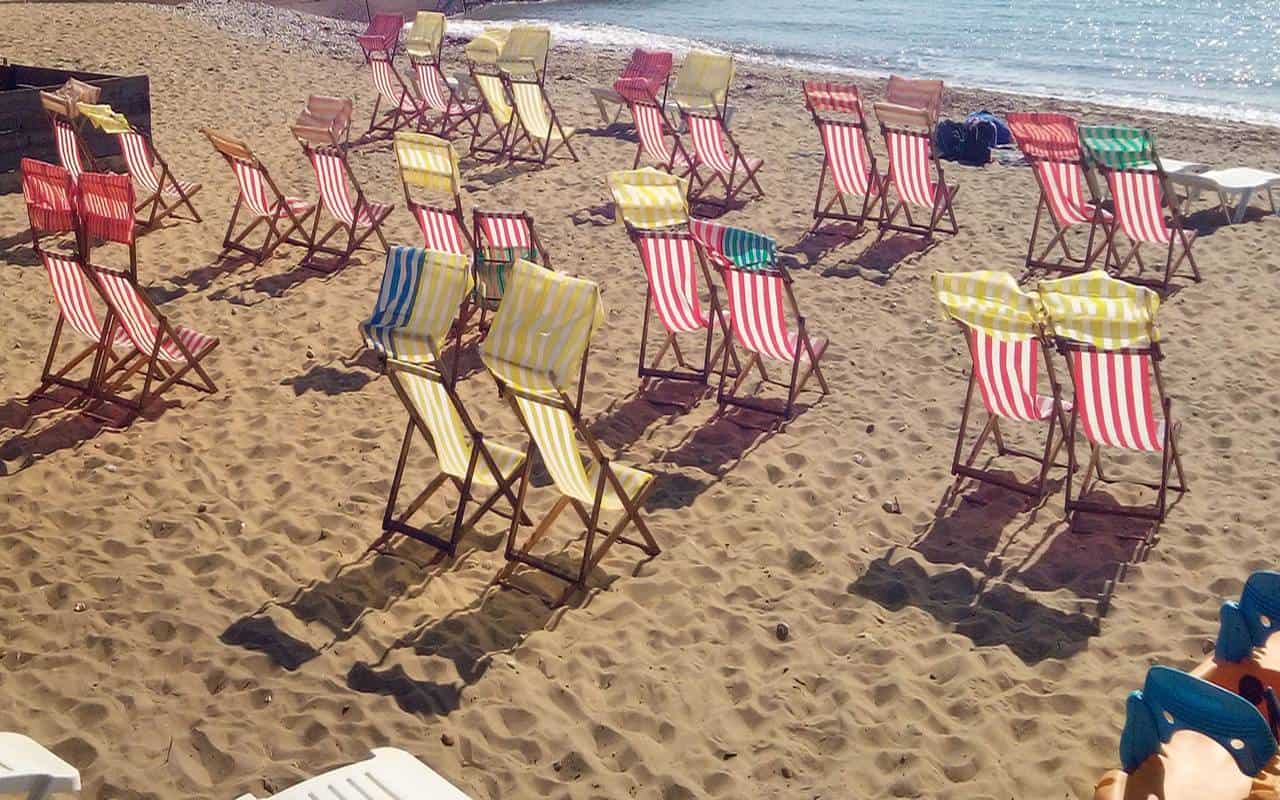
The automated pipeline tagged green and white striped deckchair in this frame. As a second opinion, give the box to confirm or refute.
[480,259,659,605]
[361,246,529,557]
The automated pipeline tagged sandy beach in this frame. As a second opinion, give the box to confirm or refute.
[2,3,1280,798]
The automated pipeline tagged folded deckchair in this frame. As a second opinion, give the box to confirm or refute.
[76,171,139,280]
[356,12,403,62]
[297,94,354,150]
[1006,112,1110,276]
[1079,125,1200,292]
[496,25,551,83]
[804,80,884,235]
[473,209,549,319]
[234,748,472,800]
[405,10,444,61]
[591,48,674,124]
[503,66,578,165]
[691,219,828,418]
[671,50,734,120]
[362,247,528,556]
[683,104,763,208]
[933,270,1070,498]
[291,119,394,272]
[1038,271,1186,525]
[481,259,659,605]
[393,131,472,255]
[365,51,425,141]
[885,74,944,122]
[615,77,697,183]
[605,167,691,233]
[76,102,202,230]
[1172,167,1280,224]
[873,101,959,240]
[0,732,81,800]
[203,128,317,265]
[40,91,94,183]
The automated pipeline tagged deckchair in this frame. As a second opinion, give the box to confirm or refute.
[873,101,959,240]
[1006,112,1110,276]
[591,48,673,124]
[615,77,697,182]
[933,270,1070,498]
[19,158,78,252]
[496,25,551,83]
[203,128,317,265]
[467,60,516,160]
[393,131,472,255]
[1080,125,1201,292]
[405,10,444,61]
[481,260,659,605]
[234,748,471,800]
[361,247,528,556]
[803,80,884,235]
[885,75,944,122]
[0,732,81,800]
[296,94,354,150]
[365,51,425,141]
[40,91,94,182]
[473,209,549,319]
[292,119,393,272]
[356,12,403,62]
[407,17,481,140]
[503,66,578,165]
[683,104,763,208]
[76,102,202,230]
[671,50,734,121]
[76,171,139,280]
[1038,271,1186,525]
[691,219,828,418]
[605,167,691,233]
[84,262,219,418]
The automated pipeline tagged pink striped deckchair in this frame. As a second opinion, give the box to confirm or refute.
[473,210,548,318]
[411,58,482,140]
[885,75,944,123]
[19,158,78,251]
[1006,112,1110,276]
[77,172,140,281]
[292,121,394,272]
[1039,273,1186,525]
[85,263,219,418]
[682,107,763,207]
[356,12,404,62]
[298,95,354,150]
[873,101,958,240]
[933,271,1070,499]
[203,129,317,265]
[365,51,424,141]
[803,80,884,235]
[691,219,827,418]
[615,77,698,184]
[631,230,736,389]
[41,93,93,183]
[591,48,673,124]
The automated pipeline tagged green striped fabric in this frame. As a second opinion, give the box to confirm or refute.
[1079,125,1156,170]
[722,225,776,270]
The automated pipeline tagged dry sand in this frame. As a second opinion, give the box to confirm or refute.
[2,3,1280,798]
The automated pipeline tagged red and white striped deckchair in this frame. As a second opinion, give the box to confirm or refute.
[473,210,548,317]
[411,58,482,140]
[885,75,944,123]
[203,128,317,265]
[682,107,764,208]
[1006,112,1110,276]
[40,91,96,183]
[356,12,404,62]
[365,51,424,141]
[591,48,673,124]
[691,219,828,419]
[1039,273,1186,525]
[77,171,140,281]
[803,80,884,235]
[393,131,473,257]
[873,101,958,241]
[933,271,1070,499]
[615,77,697,184]
[19,158,78,252]
[85,263,219,418]
[631,230,736,389]
[292,122,394,273]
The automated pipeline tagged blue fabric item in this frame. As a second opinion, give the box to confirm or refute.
[1216,572,1280,662]
[1119,665,1276,776]
[360,246,426,357]
[965,110,1011,146]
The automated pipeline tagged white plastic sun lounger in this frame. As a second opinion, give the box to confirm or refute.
[233,748,472,800]
[0,733,81,800]
[1170,166,1280,223]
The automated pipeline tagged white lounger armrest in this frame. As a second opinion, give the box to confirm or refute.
[0,733,81,799]
[235,748,472,800]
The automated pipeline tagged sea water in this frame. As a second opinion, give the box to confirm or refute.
[460,0,1280,126]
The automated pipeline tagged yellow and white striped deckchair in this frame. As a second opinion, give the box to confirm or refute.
[497,25,551,82]
[671,50,734,115]
[1037,269,1160,350]
[479,259,660,605]
[361,246,528,556]
[505,69,578,165]
[606,168,690,233]
[932,270,1069,499]
[463,27,508,65]
[405,11,445,62]
[468,60,515,160]
[393,132,473,258]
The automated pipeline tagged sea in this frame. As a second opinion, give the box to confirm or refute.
[456,0,1280,126]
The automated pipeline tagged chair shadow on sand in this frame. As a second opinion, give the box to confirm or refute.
[0,390,175,476]
[0,230,41,268]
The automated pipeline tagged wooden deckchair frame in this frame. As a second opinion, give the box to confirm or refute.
[874,111,959,241]
[364,51,425,142]
[948,321,1071,499]
[714,262,828,419]
[294,124,393,273]
[203,128,317,265]
[805,85,885,235]
[103,117,203,230]
[466,61,517,161]
[1056,339,1188,526]
[492,370,661,607]
[682,103,764,208]
[502,70,578,166]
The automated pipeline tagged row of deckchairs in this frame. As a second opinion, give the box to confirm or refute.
[360,247,657,606]
[934,269,1185,524]
[607,168,828,419]
[19,158,219,422]
[803,77,958,242]
[1007,113,1200,292]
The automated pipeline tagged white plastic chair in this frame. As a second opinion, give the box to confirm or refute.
[233,748,471,799]
[0,733,81,800]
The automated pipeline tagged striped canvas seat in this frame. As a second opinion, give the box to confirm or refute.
[474,71,514,127]
[671,50,733,114]
[1109,171,1175,244]
[721,268,811,362]
[356,13,403,60]
[803,81,882,216]
[373,60,420,113]
[91,267,217,363]
[874,101,959,240]
[591,48,673,124]
[311,149,393,228]
[606,168,691,232]
[689,217,775,269]
[77,171,144,281]
[231,160,313,220]
[20,158,77,243]
[469,66,516,160]
[51,117,87,182]
[293,129,393,271]
[40,253,132,350]
[505,71,578,165]
[474,210,543,305]
[411,55,481,141]
[967,328,1060,422]
[400,370,527,487]
[393,132,470,255]
[616,77,695,179]
[1067,349,1166,451]
[682,108,764,207]
[365,52,422,139]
